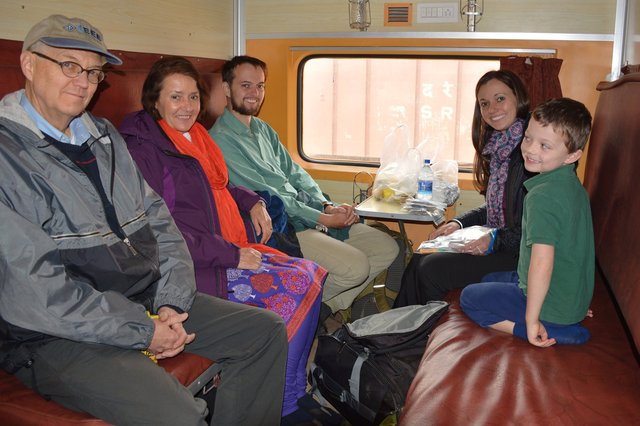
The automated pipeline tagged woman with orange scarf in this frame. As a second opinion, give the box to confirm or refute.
[120,57,330,422]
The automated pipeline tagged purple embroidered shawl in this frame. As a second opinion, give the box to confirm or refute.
[482,118,525,228]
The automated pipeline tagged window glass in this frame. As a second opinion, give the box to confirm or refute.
[299,56,499,169]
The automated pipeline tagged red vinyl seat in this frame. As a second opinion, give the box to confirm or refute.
[0,354,219,426]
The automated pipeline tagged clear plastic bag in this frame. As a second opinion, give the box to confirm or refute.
[431,160,460,205]
[402,197,446,225]
[416,226,495,254]
[372,125,422,203]
[401,160,459,224]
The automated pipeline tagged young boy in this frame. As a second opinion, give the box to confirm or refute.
[460,97,594,348]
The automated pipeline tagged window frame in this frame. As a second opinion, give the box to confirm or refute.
[296,53,502,170]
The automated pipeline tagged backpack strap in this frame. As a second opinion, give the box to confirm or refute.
[348,350,369,402]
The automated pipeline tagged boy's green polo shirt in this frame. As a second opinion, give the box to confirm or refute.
[517,164,594,324]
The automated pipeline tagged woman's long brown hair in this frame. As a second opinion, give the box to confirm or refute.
[471,70,529,193]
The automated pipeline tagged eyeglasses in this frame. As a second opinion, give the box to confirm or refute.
[31,51,105,84]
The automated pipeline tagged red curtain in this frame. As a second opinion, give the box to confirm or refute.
[500,56,563,110]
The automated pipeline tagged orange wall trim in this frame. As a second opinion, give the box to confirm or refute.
[247,37,612,183]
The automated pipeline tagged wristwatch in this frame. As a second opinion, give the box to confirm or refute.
[322,201,334,211]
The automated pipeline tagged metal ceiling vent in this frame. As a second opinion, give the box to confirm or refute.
[384,3,412,26]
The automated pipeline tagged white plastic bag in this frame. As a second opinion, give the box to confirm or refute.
[372,125,422,203]
[416,226,495,254]
[431,160,460,205]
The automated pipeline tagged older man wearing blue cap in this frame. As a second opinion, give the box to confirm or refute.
[0,15,287,425]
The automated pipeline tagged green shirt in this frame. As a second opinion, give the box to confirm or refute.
[517,164,594,324]
[210,108,327,230]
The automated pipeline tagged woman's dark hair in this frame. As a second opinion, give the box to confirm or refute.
[471,70,530,193]
[141,56,209,121]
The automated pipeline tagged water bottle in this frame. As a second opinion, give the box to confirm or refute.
[416,159,434,201]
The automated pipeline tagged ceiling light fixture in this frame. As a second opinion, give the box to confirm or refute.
[349,0,371,31]
[460,0,483,32]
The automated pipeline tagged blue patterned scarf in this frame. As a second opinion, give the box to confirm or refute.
[482,118,525,228]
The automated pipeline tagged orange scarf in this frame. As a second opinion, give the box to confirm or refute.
[158,119,280,255]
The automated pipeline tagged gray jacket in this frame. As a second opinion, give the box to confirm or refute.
[0,90,196,370]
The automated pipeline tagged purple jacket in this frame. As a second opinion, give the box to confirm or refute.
[119,110,261,299]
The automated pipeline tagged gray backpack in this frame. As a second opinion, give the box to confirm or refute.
[310,301,449,425]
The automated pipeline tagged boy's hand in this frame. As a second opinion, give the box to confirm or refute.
[526,320,556,348]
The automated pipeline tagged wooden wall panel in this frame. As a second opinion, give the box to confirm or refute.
[0,0,233,59]
[246,0,616,34]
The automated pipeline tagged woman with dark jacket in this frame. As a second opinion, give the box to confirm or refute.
[394,70,533,306]
[119,56,328,422]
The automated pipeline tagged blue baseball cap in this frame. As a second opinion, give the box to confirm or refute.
[23,14,122,65]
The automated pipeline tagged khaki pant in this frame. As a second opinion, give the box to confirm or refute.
[297,223,399,312]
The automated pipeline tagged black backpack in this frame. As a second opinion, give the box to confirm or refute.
[310,301,449,425]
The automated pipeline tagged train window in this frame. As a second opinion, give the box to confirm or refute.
[298,56,498,170]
